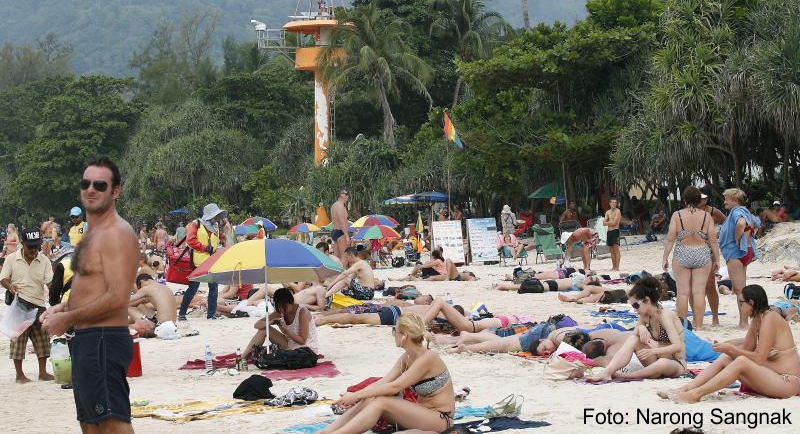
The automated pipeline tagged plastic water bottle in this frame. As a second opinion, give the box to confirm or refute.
[556,259,562,270]
[446,293,454,306]
[204,345,213,372]
[235,348,243,371]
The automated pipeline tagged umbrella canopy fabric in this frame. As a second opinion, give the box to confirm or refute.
[288,223,322,234]
[352,214,399,228]
[528,182,565,199]
[169,207,189,216]
[383,195,417,206]
[240,217,277,231]
[322,221,355,232]
[352,225,401,240]
[234,224,259,236]
[188,239,343,285]
[416,211,424,233]
[411,191,448,203]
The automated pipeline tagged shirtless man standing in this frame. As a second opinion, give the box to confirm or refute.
[41,156,139,434]
[41,217,56,256]
[151,222,168,252]
[330,189,350,262]
[603,198,622,271]
[325,247,376,300]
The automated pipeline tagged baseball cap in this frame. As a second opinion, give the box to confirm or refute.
[700,193,708,199]
[22,228,43,246]
[773,200,781,206]
[69,206,82,217]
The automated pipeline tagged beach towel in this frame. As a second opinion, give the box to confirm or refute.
[282,421,334,434]
[575,378,645,385]
[179,352,254,370]
[589,309,638,323]
[454,406,491,420]
[261,361,339,381]
[131,398,334,422]
[453,417,551,431]
[576,322,630,334]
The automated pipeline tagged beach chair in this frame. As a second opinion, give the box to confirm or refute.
[403,241,420,264]
[499,245,529,266]
[532,224,565,264]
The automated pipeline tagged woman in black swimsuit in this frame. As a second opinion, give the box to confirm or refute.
[587,277,686,382]
[320,314,455,434]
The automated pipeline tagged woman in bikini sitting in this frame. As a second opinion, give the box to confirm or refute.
[392,249,447,281]
[719,188,759,329]
[662,285,800,402]
[587,277,686,382]
[662,186,721,331]
[319,314,455,434]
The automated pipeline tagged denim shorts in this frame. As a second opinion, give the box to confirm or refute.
[71,327,133,424]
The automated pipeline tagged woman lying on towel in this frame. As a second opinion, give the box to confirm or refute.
[494,275,601,293]
[319,314,455,434]
[587,277,686,382]
[392,249,477,282]
[662,285,800,402]
[421,298,521,334]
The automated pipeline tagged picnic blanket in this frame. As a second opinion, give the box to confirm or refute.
[454,417,551,431]
[131,398,333,422]
[262,361,339,381]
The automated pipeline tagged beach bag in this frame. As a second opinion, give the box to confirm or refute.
[518,278,544,294]
[392,257,405,267]
[784,283,800,300]
[657,272,677,300]
[599,289,628,304]
[0,296,39,340]
[395,286,419,300]
[542,354,587,380]
[255,347,318,370]
[165,238,192,285]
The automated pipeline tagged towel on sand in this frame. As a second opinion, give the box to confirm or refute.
[131,398,333,422]
[180,351,325,370]
[261,361,339,381]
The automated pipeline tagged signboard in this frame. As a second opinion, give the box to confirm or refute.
[431,220,466,264]
[466,218,500,263]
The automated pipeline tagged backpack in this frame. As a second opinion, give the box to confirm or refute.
[255,347,318,370]
[785,283,800,300]
[518,278,544,294]
[657,272,677,300]
[599,289,628,304]
[547,314,577,328]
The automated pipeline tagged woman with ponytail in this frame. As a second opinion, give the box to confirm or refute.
[320,313,455,434]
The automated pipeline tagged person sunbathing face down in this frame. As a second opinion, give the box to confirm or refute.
[131,318,156,338]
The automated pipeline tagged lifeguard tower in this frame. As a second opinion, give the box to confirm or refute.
[252,1,344,166]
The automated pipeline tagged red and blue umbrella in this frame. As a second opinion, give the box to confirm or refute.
[288,223,322,234]
[352,225,401,241]
[240,217,277,232]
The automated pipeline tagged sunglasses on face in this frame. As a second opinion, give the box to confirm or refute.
[738,299,748,304]
[630,301,641,309]
[80,179,109,192]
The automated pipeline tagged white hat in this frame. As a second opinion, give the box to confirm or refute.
[256,221,264,227]
[700,193,708,199]
[773,200,781,206]
[201,203,228,221]
[560,231,573,245]
[501,205,512,214]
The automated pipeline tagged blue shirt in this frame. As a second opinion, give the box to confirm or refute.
[719,206,759,262]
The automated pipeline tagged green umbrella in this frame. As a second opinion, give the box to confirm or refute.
[528,182,565,199]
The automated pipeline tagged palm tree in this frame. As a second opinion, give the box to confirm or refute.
[318,2,432,146]
[430,0,512,107]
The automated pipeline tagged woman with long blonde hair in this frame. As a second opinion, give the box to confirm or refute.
[320,313,455,434]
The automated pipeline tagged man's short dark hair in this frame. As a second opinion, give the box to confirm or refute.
[86,156,121,187]
[316,242,329,252]
[344,246,358,256]
[136,273,154,289]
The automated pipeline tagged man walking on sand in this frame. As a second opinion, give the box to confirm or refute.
[604,197,622,271]
[0,228,55,384]
[41,156,139,434]
[331,189,350,262]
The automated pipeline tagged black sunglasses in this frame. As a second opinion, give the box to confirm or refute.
[738,299,748,305]
[631,301,641,309]
[80,179,109,192]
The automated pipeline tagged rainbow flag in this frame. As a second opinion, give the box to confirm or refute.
[443,112,464,149]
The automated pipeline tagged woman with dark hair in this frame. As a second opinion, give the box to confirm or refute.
[587,277,686,382]
[663,285,800,402]
[242,287,319,358]
[392,249,447,280]
[661,186,720,331]
[319,314,455,434]
[719,188,760,329]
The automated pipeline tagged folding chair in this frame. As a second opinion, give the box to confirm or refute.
[496,233,528,266]
[532,224,564,264]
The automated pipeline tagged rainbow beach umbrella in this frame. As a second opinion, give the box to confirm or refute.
[240,217,277,232]
[188,239,343,285]
[323,221,356,232]
[352,214,399,228]
[288,223,322,234]
[234,224,259,236]
[352,225,401,241]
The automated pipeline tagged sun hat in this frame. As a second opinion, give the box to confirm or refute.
[69,206,82,217]
[501,205,512,214]
[201,203,228,221]
[700,193,708,199]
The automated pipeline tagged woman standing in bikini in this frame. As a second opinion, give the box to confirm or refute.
[664,285,800,402]
[3,223,18,256]
[662,187,721,331]
[719,188,759,329]
[587,277,686,382]
[320,313,455,434]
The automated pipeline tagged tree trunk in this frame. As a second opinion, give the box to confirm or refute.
[377,85,396,146]
[522,0,530,29]
[781,139,791,202]
[452,76,463,109]
[732,150,742,188]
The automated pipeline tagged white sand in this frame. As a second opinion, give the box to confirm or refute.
[1,239,799,434]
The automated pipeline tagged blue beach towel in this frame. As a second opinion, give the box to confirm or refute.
[589,309,638,323]
[683,320,720,362]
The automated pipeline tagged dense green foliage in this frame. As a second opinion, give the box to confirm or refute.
[1,0,799,228]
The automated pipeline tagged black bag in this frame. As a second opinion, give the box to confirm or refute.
[4,290,12,306]
[255,347,318,370]
[392,257,405,267]
[233,375,275,400]
[518,278,544,294]
[785,283,800,300]
[657,272,677,300]
[599,289,628,304]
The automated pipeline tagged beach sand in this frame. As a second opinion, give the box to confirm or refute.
[1,238,799,433]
